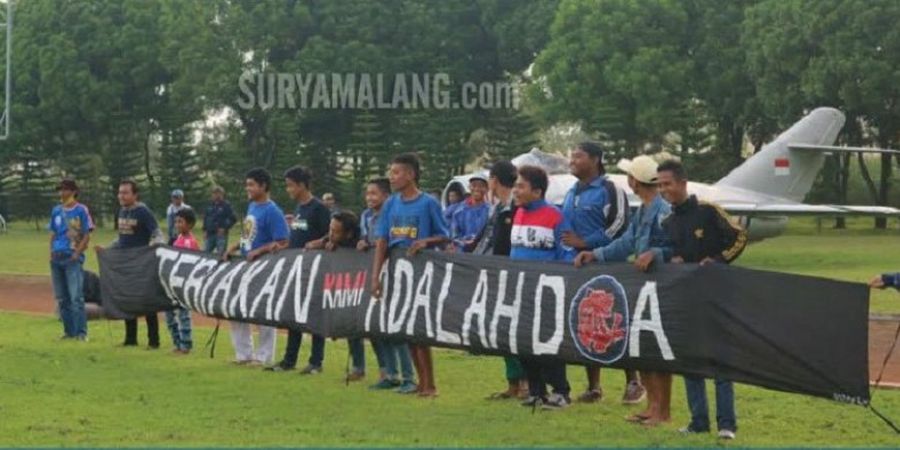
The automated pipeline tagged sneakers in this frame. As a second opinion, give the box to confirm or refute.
[678,426,709,434]
[717,429,736,440]
[369,378,401,390]
[74,335,89,342]
[395,380,418,394]
[346,371,365,382]
[299,364,322,375]
[577,388,603,403]
[541,393,571,410]
[622,380,646,404]
[520,396,543,408]
[264,362,295,372]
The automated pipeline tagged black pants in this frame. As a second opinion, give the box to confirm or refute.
[124,314,160,347]
[281,329,325,368]
[522,358,570,399]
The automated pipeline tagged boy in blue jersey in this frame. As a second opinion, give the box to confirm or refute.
[48,178,94,340]
[223,168,289,365]
[510,165,575,410]
[370,153,449,397]
[449,175,490,252]
[358,178,393,385]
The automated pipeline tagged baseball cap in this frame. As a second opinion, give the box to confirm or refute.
[56,178,78,192]
[171,189,185,198]
[616,155,659,184]
[469,173,489,184]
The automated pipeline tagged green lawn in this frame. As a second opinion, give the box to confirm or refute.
[0,311,898,447]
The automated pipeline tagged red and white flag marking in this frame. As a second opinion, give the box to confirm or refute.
[774,157,790,176]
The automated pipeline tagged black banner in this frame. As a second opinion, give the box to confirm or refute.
[99,245,870,405]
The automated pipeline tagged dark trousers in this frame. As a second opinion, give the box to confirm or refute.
[124,314,160,347]
[522,358,570,399]
[684,375,736,432]
[281,329,325,368]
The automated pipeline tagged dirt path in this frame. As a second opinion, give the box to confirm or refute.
[2,275,898,387]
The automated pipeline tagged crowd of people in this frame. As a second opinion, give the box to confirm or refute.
[45,144,900,441]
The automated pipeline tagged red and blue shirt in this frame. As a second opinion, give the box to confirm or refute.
[510,199,575,262]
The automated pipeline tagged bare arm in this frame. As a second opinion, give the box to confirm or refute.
[370,239,389,299]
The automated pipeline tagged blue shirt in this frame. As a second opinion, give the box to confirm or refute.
[48,203,94,261]
[594,195,673,264]
[116,203,159,249]
[882,273,900,290]
[240,200,289,255]
[509,199,575,262]
[450,199,490,251]
[561,175,629,249]
[443,201,464,224]
[376,192,448,249]
[360,208,381,245]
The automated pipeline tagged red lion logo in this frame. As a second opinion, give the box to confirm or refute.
[576,288,626,354]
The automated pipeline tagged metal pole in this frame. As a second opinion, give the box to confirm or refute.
[3,1,12,140]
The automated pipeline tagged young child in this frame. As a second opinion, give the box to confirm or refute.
[308,211,365,380]
[167,208,199,354]
[358,178,392,385]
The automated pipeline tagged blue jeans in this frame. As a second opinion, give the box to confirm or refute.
[282,330,325,368]
[382,341,414,382]
[370,338,388,370]
[50,256,86,338]
[684,375,736,432]
[165,307,193,350]
[349,338,365,373]
[204,232,227,256]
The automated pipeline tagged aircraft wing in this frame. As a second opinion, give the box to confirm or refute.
[716,202,900,217]
[788,144,900,155]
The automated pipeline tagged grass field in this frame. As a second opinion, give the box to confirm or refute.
[1,312,898,447]
[1,218,899,447]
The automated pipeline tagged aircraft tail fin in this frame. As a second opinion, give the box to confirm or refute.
[715,107,845,202]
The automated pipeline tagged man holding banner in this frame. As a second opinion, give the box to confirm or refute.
[223,168,289,366]
[511,165,576,410]
[656,159,747,440]
[561,142,643,405]
[574,155,674,425]
[371,153,449,397]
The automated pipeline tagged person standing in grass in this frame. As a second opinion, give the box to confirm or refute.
[265,166,331,374]
[574,155,674,426]
[656,159,746,440]
[561,142,643,405]
[510,165,575,410]
[473,161,529,400]
[223,168,289,366]
[202,186,237,257]
[49,178,94,341]
[358,178,394,387]
[165,189,191,245]
[96,179,165,348]
[307,211,366,381]
[167,208,199,354]
[370,153,449,397]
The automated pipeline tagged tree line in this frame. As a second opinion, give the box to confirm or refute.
[0,0,897,228]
